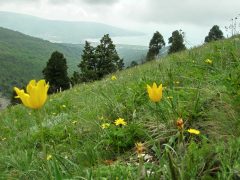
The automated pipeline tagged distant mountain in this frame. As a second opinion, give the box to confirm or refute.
[0,11,143,44]
[0,27,147,98]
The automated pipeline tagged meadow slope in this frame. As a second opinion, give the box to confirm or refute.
[0,36,240,179]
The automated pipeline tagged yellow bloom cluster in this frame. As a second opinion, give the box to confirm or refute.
[111,75,117,81]
[14,80,49,109]
[47,154,52,161]
[205,59,213,64]
[147,83,163,102]
[101,123,110,129]
[187,128,200,135]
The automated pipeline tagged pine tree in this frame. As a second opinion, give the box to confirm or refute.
[146,31,165,61]
[95,34,124,78]
[42,51,70,94]
[78,41,98,81]
[205,25,224,43]
[168,30,186,54]
[70,71,81,86]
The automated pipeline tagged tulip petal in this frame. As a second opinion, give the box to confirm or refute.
[14,87,31,108]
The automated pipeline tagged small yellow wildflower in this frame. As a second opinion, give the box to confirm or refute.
[101,123,110,129]
[111,75,117,81]
[147,83,163,102]
[62,105,66,108]
[205,59,213,64]
[47,154,52,161]
[14,80,49,109]
[167,96,173,99]
[187,128,200,135]
[114,118,127,126]
[72,120,77,124]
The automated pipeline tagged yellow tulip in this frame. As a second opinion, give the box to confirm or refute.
[14,79,49,109]
[147,83,163,102]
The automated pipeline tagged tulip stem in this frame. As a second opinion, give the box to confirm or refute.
[35,110,52,179]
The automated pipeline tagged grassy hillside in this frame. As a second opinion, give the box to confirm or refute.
[0,27,147,98]
[0,11,143,43]
[0,36,239,179]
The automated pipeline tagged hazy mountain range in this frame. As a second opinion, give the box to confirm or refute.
[0,27,148,98]
[0,11,144,44]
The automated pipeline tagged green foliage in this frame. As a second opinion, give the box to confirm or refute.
[168,30,186,54]
[129,60,138,68]
[43,51,70,93]
[78,35,124,82]
[78,41,98,82]
[70,71,82,86]
[1,35,240,179]
[0,27,81,97]
[0,27,146,98]
[146,31,165,61]
[101,123,146,152]
[95,34,124,78]
[205,25,224,43]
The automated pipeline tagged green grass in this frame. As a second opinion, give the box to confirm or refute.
[0,36,240,179]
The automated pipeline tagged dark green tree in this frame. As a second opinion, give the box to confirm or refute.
[42,51,70,94]
[70,71,82,86]
[130,60,138,67]
[168,30,186,54]
[78,41,98,81]
[146,31,165,61]
[205,25,224,43]
[95,34,124,78]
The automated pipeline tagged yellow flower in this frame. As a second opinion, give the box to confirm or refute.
[205,59,213,64]
[14,80,49,109]
[101,123,110,129]
[111,75,117,81]
[187,128,200,135]
[147,83,163,102]
[114,118,127,126]
[72,120,77,124]
[62,105,66,108]
[47,154,52,161]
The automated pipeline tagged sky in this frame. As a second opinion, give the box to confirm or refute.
[0,0,239,46]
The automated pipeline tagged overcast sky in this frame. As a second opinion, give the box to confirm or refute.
[0,0,239,46]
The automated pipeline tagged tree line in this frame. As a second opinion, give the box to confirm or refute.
[10,25,224,105]
[146,25,224,61]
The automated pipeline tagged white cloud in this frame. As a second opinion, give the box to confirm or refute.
[0,0,239,46]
